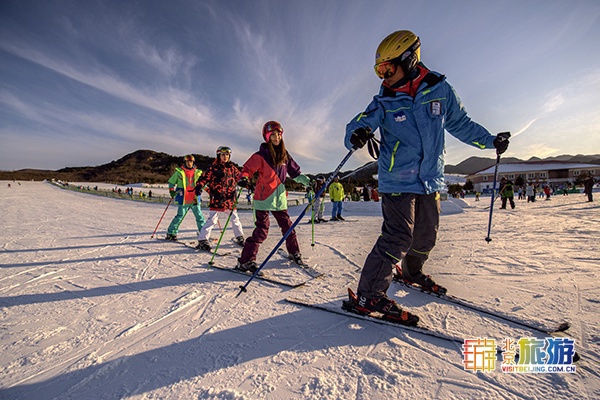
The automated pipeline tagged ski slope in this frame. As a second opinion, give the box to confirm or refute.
[0,181,598,399]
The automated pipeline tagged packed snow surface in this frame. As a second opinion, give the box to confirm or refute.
[0,181,598,399]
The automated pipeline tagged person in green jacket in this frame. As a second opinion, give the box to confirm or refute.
[499,177,516,209]
[165,155,206,240]
[329,176,345,221]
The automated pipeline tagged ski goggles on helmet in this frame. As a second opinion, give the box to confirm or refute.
[184,154,195,162]
[217,146,232,154]
[374,61,398,79]
[264,122,283,134]
[262,121,284,142]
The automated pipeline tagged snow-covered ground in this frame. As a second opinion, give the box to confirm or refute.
[0,181,598,399]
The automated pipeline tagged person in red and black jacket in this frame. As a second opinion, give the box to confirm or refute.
[194,146,245,251]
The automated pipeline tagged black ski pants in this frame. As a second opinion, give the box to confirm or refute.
[501,196,516,209]
[357,192,440,299]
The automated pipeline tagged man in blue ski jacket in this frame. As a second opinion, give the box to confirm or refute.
[343,30,510,325]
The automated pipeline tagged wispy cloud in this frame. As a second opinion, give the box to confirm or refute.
[133,40,198,81]
[0,41,217,129]
[0,90,47,124]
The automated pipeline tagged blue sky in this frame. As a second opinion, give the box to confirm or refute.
[1,0,599,174]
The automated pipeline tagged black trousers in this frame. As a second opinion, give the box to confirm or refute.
[501,196,516,209]
[357,192,440,298]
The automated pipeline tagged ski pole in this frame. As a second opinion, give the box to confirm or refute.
[208,188,244,266]
[150,197,173,238]
[485,153,501,243]
[485,131,510,242]
[237,148,356,296]
[310,203,315,247]
[307,190,316,247]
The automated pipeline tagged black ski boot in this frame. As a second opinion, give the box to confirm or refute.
[289,252,305,266]
[406,273,447,296]
[234,236,245,246]
[165,233,178,241]
[236,260,263,276]
[195,239,211,251]
[342,288,419,326]
[394,262,447,296]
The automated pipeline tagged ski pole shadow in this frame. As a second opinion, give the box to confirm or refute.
[0,271,210,307]
[0,239,168,255]
[70,229,201,240]
[0,307,437,400]
[0,236,232,268]
[0,249,196,269]
[0,267,303,308]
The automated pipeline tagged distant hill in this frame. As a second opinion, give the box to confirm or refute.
[443,156,522,175]
[339,161,378,181]
[0,150,220,184]
[444,154,600,175]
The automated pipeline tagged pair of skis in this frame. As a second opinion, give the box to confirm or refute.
[285,286,579,362]
[391,276,570,335]
[206,248,323,289]
[163,232,322,288]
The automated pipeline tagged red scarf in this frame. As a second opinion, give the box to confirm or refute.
[382,65,429,97]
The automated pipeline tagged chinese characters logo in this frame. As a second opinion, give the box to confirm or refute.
[463,337,576,373]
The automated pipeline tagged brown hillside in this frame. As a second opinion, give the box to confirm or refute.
[0,150,222,184]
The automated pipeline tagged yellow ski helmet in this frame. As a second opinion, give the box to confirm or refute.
[374,30,421,78]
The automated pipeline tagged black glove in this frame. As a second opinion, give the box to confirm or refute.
[238,177,254,191]
[169,189,178,198]
[350,127,374,150]
[493,132,511,155]
[238,177,249,188]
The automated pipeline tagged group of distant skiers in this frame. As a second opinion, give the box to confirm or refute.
[159,30,597,325]
[496,176,595,209]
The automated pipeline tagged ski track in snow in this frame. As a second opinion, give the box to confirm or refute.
[0,181,598,399]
